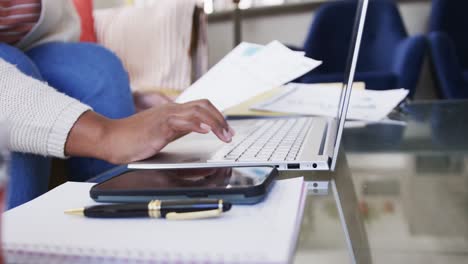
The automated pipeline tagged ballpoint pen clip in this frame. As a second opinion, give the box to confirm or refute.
[165,209,222,220]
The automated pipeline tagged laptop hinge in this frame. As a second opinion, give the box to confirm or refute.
[318,122,328,155]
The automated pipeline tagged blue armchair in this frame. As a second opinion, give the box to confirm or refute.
[428,0,468,99]
[295,0,426,98]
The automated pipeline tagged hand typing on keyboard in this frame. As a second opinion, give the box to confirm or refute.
[67,99,236,164]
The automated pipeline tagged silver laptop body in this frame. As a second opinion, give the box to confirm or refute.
[129,0,369,171]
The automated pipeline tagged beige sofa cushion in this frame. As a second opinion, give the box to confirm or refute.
[94,0,207,95]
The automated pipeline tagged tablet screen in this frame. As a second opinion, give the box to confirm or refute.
[93,167,274,191]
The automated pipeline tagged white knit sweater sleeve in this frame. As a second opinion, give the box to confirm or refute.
[0,59,91,158]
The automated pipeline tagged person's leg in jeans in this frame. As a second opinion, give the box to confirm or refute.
[27,42,135,182]
[0,44,51,209]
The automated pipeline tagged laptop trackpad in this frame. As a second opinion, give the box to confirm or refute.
[137,133,224,164]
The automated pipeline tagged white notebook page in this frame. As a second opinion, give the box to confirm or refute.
[3,177,306,264]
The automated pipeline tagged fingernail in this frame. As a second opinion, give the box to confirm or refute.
[223,129,232,141]
[200,123,212,132]
[228,126,236,137]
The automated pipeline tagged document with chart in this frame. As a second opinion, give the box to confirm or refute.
[176,41,322,111]
[252,83,409,121]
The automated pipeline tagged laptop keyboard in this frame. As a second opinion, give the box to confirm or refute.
[208,117,313,162]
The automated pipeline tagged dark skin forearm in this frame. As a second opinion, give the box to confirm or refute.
[65,100,235,164]
[64,110,112,161]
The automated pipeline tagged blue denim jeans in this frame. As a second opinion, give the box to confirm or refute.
[0,42,135,209]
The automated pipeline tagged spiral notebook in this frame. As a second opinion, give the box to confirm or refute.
[3,177,306,264]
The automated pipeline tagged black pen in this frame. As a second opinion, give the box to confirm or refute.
[65,199,232,220]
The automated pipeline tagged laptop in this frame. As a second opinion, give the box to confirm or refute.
[129,0,369,171]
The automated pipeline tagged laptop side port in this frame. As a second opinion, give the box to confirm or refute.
[287,163,300,169]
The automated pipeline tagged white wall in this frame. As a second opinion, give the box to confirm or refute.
[93,0,125,9]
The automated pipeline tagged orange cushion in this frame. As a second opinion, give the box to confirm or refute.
[72,0,97,42]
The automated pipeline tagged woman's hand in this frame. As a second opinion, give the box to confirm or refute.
[65,99,235,164]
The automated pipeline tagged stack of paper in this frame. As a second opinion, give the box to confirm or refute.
[223,82,366,117]
[252,83,409,121]
[3,178,307,264]
[176,41,322,111]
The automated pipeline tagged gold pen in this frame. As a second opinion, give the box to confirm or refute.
[65,199,231,220]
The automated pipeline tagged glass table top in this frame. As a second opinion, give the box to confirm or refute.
[287,100,468,264]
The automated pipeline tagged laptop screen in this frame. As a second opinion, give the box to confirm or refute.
[331,0,369,170]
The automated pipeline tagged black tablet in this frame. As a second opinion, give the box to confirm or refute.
[90,166,277,204]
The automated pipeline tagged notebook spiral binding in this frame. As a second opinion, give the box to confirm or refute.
[4,242,260,264]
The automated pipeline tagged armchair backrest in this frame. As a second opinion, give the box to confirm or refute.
[303,0,407,73]
[430,0,468,69]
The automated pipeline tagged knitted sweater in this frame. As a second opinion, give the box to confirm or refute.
[0,0,91,158]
